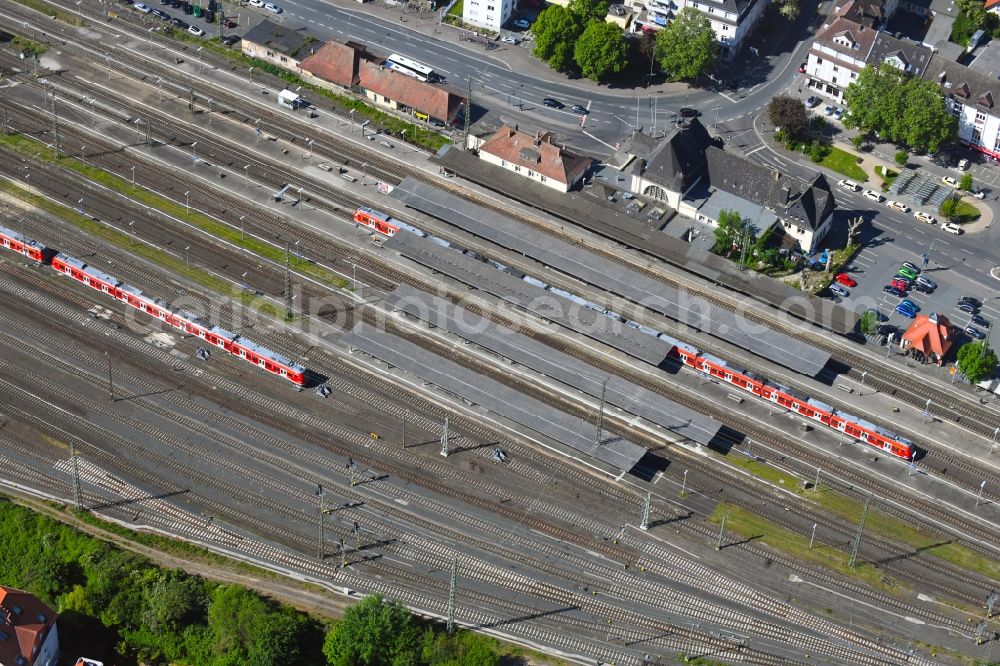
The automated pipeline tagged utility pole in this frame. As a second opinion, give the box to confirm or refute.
[284,242,292,319]
[316,484,325,559]
[69,441,82,512]
[849,495,871,568]
[105,351,113,400]
[339,538,347,567]
[440,417,450,457]
[716,513,727,551]
[595,378,608,446]
[446,554,458,635]
[809,523,817,549]
[462,78,472,151]
[352,520,361,552]
[985,590,998,618]
[347,458,357,487]
[640,492,651,531]
[814,467,820,494]
[50,91,59,157]
[401,413,407,448]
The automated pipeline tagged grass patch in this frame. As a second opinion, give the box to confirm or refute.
[6,34,47,57]
[818,146,868,182]
[877,166,898,191]
[723,450,1000,581]
[954,200,981,223]
[447,0,464,16]
[0,133,349,294]
[10,0,85,24]
[709,504,899,592]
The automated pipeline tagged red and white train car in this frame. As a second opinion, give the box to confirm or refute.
[0,225,53,264]
[354,207,427,238]
[671,344,914,460]
[51,253,307,385]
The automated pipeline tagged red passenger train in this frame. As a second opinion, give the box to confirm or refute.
[670,344,914,460]
[0,224,307,385]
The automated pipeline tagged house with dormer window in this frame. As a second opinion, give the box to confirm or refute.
[805,0,931,102]
[924,54,1000,158]
[0,587,58,666]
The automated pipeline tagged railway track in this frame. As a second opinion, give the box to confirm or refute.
[2,0,997,447]
[3,93,998,615]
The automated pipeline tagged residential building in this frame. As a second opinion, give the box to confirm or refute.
[242,19,316,74]
[901,312,953,364]
[623,0,768,60]
[73,660,103,666]
[476,126,592,192]
[299,41,467,124]
[924,54,1000,159]
[463,0,514,30]
[0,587,59,666]
[805,0,931,103]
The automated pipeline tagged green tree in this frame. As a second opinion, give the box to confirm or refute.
[531,5,583,72]
[567,0,608,24]
[638,30,657,73]
[851,134,865,150]
[940,197,959,222]
[859,310,878,336]
[574,21,628,82]
[421,628,501,666]
[899,77,957,153]
[895,150,908,167]
[959,172,974,191]
[207,584,309,665]
[957,341,998,384]
[323,595,421,666]
[22,549,76,606]
[655,8,718,81]
[775,0,800,19]
[767,95,807,139]
[712,209,753,257]
[142,569,207,634]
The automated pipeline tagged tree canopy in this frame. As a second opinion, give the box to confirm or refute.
[531,5,583,72]
[567,0,609,24]
[768,95,808,139]
[655,8,718,81]
[957,341,998,384]
[843,64,957,154]
[323,595,422,666]
[775,0,800,19]
[574,21,628,82]
[712,209,754,256]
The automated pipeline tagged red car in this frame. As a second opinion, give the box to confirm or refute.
[890,278,910,291]
[835,272,857,287]
[798,62,806,73]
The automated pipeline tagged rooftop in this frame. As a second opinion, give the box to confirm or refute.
[867,30,932,75]
[0,587,57,666]
[357,60,465,122]
[478,125,592,187]
[901,312,953,359]
[812,13,880,62]
[924,54,1000,111]
[299,40,367,88]
[631,119,716,193]
[242,19,314,58]
[968,39,1000,79]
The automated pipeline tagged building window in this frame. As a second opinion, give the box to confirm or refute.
[708,6,713,11]
[266,50,274,57]
[514,165,521,172]
[832,76,837,84]
[722,24,728,30]
[976,111,987,123]
[501,160,507,166]
[816,57,823,64]
[832,65,838,72]
[280,56,287,62]
[528,170,534,177]
[487,4,494,8]
[540,175,547,182]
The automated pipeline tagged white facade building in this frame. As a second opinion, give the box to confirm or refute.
[462,0,513,30]
[925,55,1000,159]
[625,0,769,60]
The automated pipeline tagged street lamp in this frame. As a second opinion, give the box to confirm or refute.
[244,164,251,192]
[130,165,136,189]
[128,220,135,246]
[249,66,255,86]
[239,214,246,240]
[190,141,198,163]
[184,245,191,267]
[184,190,190,213]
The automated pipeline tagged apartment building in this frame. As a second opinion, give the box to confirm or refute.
[462,0,514,30]
[624,0,768,60]
[924,54,1000,159]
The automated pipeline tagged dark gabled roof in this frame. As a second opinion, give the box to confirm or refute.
[704,147,835,231]
[243,19,313,58]
[924,54,1000,110]
[867,31,932,76]
[638,118,715,192]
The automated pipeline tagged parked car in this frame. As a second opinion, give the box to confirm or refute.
[959,296,981,307]
[512,17,531,28]
[913,282,934,294]
[824,105,835,116]
[914,211,936,224]
[942,222,963,234]
[501,35,519,44]
[187,24,204,35]
[181,1,193,13]
[833,107,844,119]
[972,189,986,199]
[890,278,911,291]
[957,302,980,314]
[901,299,920,312]
[169,16,187,26]
[679,107,700,118]
[887,200,910,213]
[221,34,240,45]
[835,272,857,287]
[868,309,889,322]
[901,261,922,274]
[957,158,970,170]
[264,2,282,12]
[134,2,151,11]
[883,285,906,297]
[805,96,820,108]
[830,284,850,297]
[837,179,861,192]
[941,175,959,187]
[797,62,806,73]
[915,276,937,289]
[863,189,884,202]
[150,7,168,17]
[248,0,264,6]
[896,303,918,318]
[571,104,588,115]
[542,97,564,109]
[966,326,986,340]
[877,324,898,336]
[971,313,990,328]
[898,266,918,280]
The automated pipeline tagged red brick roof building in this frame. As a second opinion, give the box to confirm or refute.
[0,587,59,666]
[476,126,592,193]
[901,313,954,365]
[300,40,366,89]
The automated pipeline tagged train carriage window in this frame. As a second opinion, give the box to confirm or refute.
[280,369,287,376]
